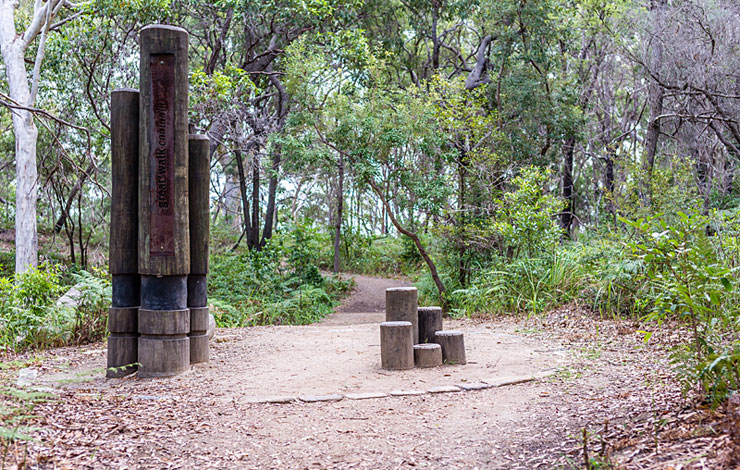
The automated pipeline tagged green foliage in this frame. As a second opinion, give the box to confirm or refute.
[0,266,110,353]
[672,342,740,408]
[622,211,736,351]
[208,226,352,327]
[493,166,566,258]
[315,227,422,276]
[446,249,585,317]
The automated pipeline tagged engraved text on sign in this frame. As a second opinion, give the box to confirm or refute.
[149,54,175,256]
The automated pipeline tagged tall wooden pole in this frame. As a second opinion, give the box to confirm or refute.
[137,25,191,377]
[107,88,140,378]
[188,134,210,364]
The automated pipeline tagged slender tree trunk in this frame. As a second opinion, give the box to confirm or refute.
[333,155,344,273]
[604,149,616,222]
[54,162,95,232]
[644,0,666,200]
[560,135,575,236]
[234,150,251,250]
[366,178,447,305]
[0,39,39,273]
[249,154,260,249]
[260,147,280,247]
[457,145,468,286]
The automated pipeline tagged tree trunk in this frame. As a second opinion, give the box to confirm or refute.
[249,153,260,250]
[260,147,280,247]
[333,155,344,273]
[644,0,666,199]
[0,39,38,273]
[560,135,575,236]
[233,150,251,250]
[366,178,447,305]
[604,149,615,222]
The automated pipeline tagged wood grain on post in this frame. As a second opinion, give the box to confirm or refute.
[385,287,418,344]
[380,321,414,370]
[188,134,210,364]
[107,88,140,378]
[137,308,190,377]
[413,343,442,368]
[417,306,442,344]
[110,89,140,275]
[138,25,190,276]
[434,330,466,365]
[189,307,209,363]
[188,134,209,275]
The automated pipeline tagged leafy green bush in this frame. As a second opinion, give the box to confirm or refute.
[493,166,565,258]
[208,227,353,327]
[0,265,110,352]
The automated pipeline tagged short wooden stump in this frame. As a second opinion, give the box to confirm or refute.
[417,306,443,343]
[413,343,442,368]
[380,321,414,370]
[434,330,466,365]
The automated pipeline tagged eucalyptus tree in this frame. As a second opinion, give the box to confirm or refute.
[0,0,86,273]
[181,0,363,250]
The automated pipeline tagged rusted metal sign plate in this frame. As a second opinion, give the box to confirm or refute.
[149,53,176,257]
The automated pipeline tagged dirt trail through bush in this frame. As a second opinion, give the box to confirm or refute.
[5,275,722,469]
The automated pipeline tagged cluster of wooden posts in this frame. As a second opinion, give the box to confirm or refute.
[380,287,466,370]
[107,25,210,378]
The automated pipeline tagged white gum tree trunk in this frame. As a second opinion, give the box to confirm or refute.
[0,0,67,273]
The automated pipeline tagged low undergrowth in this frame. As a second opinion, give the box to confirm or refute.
[423,209,740,407]
[0,266,110,354]
[209,226,353,327]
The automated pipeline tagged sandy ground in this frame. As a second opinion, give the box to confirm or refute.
[4,275,729,469]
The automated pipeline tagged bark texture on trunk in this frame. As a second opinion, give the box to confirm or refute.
[0,14,39,273]
[560,135,575,236]
[333,155,344,273]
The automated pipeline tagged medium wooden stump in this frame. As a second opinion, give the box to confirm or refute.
[417,306,442,344]
[414,343,442,368]
[434,330,466,365]
[380,321,414,370]
[386,287,418,344]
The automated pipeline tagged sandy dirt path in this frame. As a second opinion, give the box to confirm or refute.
[5,275,697,469]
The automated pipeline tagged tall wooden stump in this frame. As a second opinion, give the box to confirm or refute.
[380,321,414,370]
[434,330,466,365]
[137,25,191,378]
[107,89,140,378]
[418,306,442,344]
[188,134,210,364]
[386,287,418,344]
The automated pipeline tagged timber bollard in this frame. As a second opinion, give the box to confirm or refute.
[137,25,191,377]
[380,321,414,370]
[413,343,442,368]
[188,134,210,364]
[417,306,442,344]
[434,330,466,365]
[385,287,418,344]
[107,89,140,378]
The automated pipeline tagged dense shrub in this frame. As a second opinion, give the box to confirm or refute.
[0,265,110,352]
[208,227,353,327]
